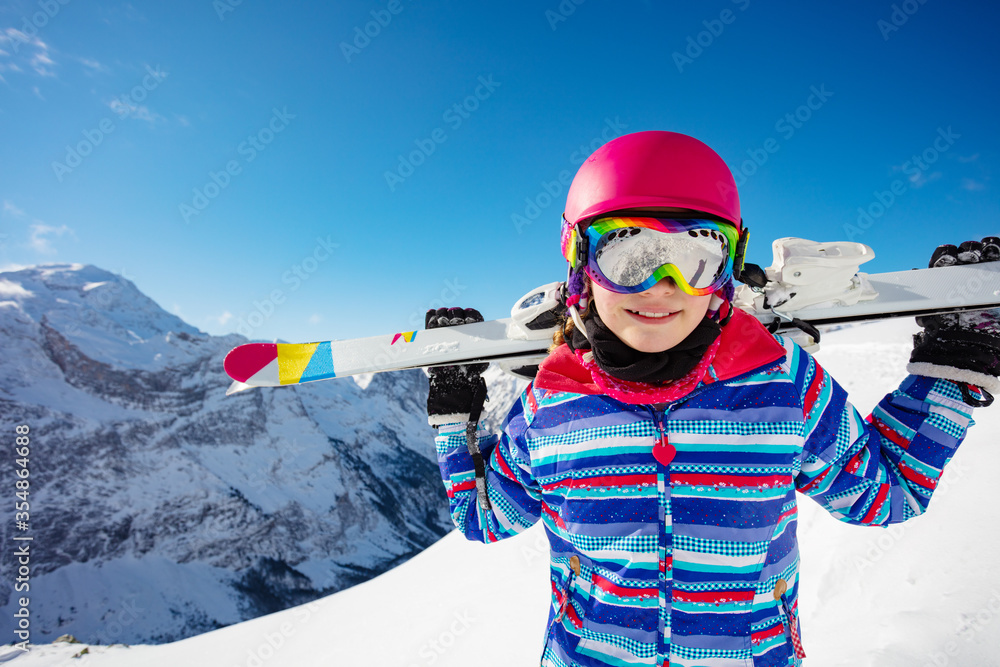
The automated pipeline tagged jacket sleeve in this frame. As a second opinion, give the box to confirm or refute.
[434,385,542,543]
[792,344,977,526]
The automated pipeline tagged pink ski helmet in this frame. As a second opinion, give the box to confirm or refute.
[561,131,742,266]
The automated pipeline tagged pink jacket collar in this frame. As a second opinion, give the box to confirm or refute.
[534,309,786,397]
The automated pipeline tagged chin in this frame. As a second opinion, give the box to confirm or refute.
[622,331,686,354]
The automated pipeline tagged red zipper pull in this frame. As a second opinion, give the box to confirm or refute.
[654,431,675,466]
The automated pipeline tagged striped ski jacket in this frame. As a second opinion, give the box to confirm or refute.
[434,311,976,667]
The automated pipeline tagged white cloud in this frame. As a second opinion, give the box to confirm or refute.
[3,200,25,217]
[0,29,57,79]
[308,314,322,325]
[30,50,55,76]
[908,171,942,189]
[28,223,74,254]
[108,99,163,125]
[77,57,107,73]
[0,263,31,274]
[215,311,234,326]
[961,178,986,192]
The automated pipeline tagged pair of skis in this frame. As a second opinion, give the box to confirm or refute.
[223,239,1000,395]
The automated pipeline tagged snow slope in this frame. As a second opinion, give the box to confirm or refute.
[5,318,1000,666]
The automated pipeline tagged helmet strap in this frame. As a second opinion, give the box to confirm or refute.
[568,303,590,341]
[565,241,592,342]
[708,292,726,317]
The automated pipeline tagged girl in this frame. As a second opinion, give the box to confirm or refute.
[425,131,998,667]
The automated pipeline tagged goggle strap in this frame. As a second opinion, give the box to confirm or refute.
[574,222,589,270]
[732,224,750,281]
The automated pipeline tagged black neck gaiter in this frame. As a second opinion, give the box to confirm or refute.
[565,310,722,384]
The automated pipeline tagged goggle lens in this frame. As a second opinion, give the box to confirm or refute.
[584,217,737,295]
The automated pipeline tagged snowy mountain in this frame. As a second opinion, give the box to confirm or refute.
[7,318,1000,666]
[0,264,523,645]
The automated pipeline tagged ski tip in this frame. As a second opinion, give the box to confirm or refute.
[226,380,255,396]
[224,343,278,383]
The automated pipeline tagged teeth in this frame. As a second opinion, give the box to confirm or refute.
[630,310,674,318]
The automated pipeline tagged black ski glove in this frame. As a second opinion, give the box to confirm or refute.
[908,237,1000,403]
[425,307,489,427]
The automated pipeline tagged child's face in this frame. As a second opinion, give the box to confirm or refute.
[590,277,713,353]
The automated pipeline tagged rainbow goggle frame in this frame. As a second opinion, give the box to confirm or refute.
[563,216,742,296]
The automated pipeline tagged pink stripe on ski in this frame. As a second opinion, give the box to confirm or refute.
[224,344,278,383]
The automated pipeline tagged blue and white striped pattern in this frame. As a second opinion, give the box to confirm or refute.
[435,334,975,667]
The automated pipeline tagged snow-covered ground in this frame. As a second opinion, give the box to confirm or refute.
[5,318,1000,666]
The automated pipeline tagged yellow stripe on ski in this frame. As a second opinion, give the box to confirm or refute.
[276,342,320,384]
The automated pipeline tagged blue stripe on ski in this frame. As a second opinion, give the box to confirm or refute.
[302,341,336,381]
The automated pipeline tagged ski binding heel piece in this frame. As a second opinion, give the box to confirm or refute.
[769,238,876,287]
[507,281,565,341]
[735,238,879,314]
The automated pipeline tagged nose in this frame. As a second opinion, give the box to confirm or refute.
[646,276,677,295]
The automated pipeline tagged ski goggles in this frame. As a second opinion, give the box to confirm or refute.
[567,216,740,295]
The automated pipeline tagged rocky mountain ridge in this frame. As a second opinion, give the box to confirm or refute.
[0,264,523,644]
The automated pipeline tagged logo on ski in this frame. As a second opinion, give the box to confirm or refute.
[391,331,417,345]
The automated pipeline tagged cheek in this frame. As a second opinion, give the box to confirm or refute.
[589,282,623,315]
[689,294,713,317]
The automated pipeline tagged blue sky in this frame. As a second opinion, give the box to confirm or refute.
[1,0,998,344]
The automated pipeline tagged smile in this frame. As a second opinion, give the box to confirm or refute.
[626,309,677,319]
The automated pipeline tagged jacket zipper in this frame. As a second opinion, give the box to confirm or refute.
[642,359,784,664]
[650,406,676,467]
[649,405,673,663]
